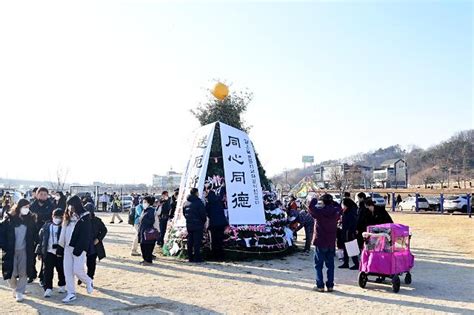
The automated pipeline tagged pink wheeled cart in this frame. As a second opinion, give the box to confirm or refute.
[358,223,415,293]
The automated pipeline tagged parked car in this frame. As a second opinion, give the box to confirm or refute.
[121,195,133,211]
[444,195,471,213]
[397,197,430,211]
[425,196,440,211]
[359,192,387,207]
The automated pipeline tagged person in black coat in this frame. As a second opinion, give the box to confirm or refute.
[29,187,53,284]
[157,191,171,246]
[82,204,107,282]
[367,200,394,225]
[184,188,207,263]
[356,193,370,250]
[339,198,359,270]
[170,189,179,219]
[1,199,37,302]
[205,186,228,261]
[30,187,54,231]
[138,196,156,265]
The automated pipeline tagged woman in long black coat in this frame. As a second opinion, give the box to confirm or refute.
[82,204,107,283]
[138,196,156,265]
[339,198,359,270]
[1,199,37,302]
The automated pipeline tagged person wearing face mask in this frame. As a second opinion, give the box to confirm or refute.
[36,209,66,297]
[57,195,93,303]
[137,196,157,265]
[1,199,38,302]
[30,187,54,231]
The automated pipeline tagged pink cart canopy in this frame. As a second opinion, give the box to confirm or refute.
[360,223,415,275]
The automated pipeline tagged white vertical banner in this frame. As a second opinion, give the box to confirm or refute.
[173,122,216,227]
[220,122,266,225]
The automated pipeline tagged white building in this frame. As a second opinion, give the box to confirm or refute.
[314,163,373,189]
[152,170,182,192]
[373,159,408,188]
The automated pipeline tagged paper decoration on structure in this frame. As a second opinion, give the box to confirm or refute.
[172,122,216,227]
[220,122,266,225]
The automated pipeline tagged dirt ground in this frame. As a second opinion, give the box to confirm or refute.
[1,212,473,314]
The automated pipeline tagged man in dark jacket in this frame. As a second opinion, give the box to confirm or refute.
[308,194,341,292]
[157,191,171,246]
[205,186,228,261]
[29,187,53,284]
[30,187,54,230]
[183,188,207,263]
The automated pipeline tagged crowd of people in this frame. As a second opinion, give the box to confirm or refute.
[0,187,107,303]
[0,185,395,304]
[285,191,393,292]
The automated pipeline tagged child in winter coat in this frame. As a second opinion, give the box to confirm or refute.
[36,209,66,297]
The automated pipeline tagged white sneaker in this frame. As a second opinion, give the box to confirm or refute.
[44,289,52,298]
[62,293,76,303]
[58,286,66,294]
[86,281,94,294]
[15,292,24,302]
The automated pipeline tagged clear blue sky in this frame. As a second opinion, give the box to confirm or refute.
[0,1,472,184]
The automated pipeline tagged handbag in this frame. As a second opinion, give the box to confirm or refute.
[143,228,159,241]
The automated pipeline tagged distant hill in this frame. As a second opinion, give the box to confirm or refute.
[272,130,474,189]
